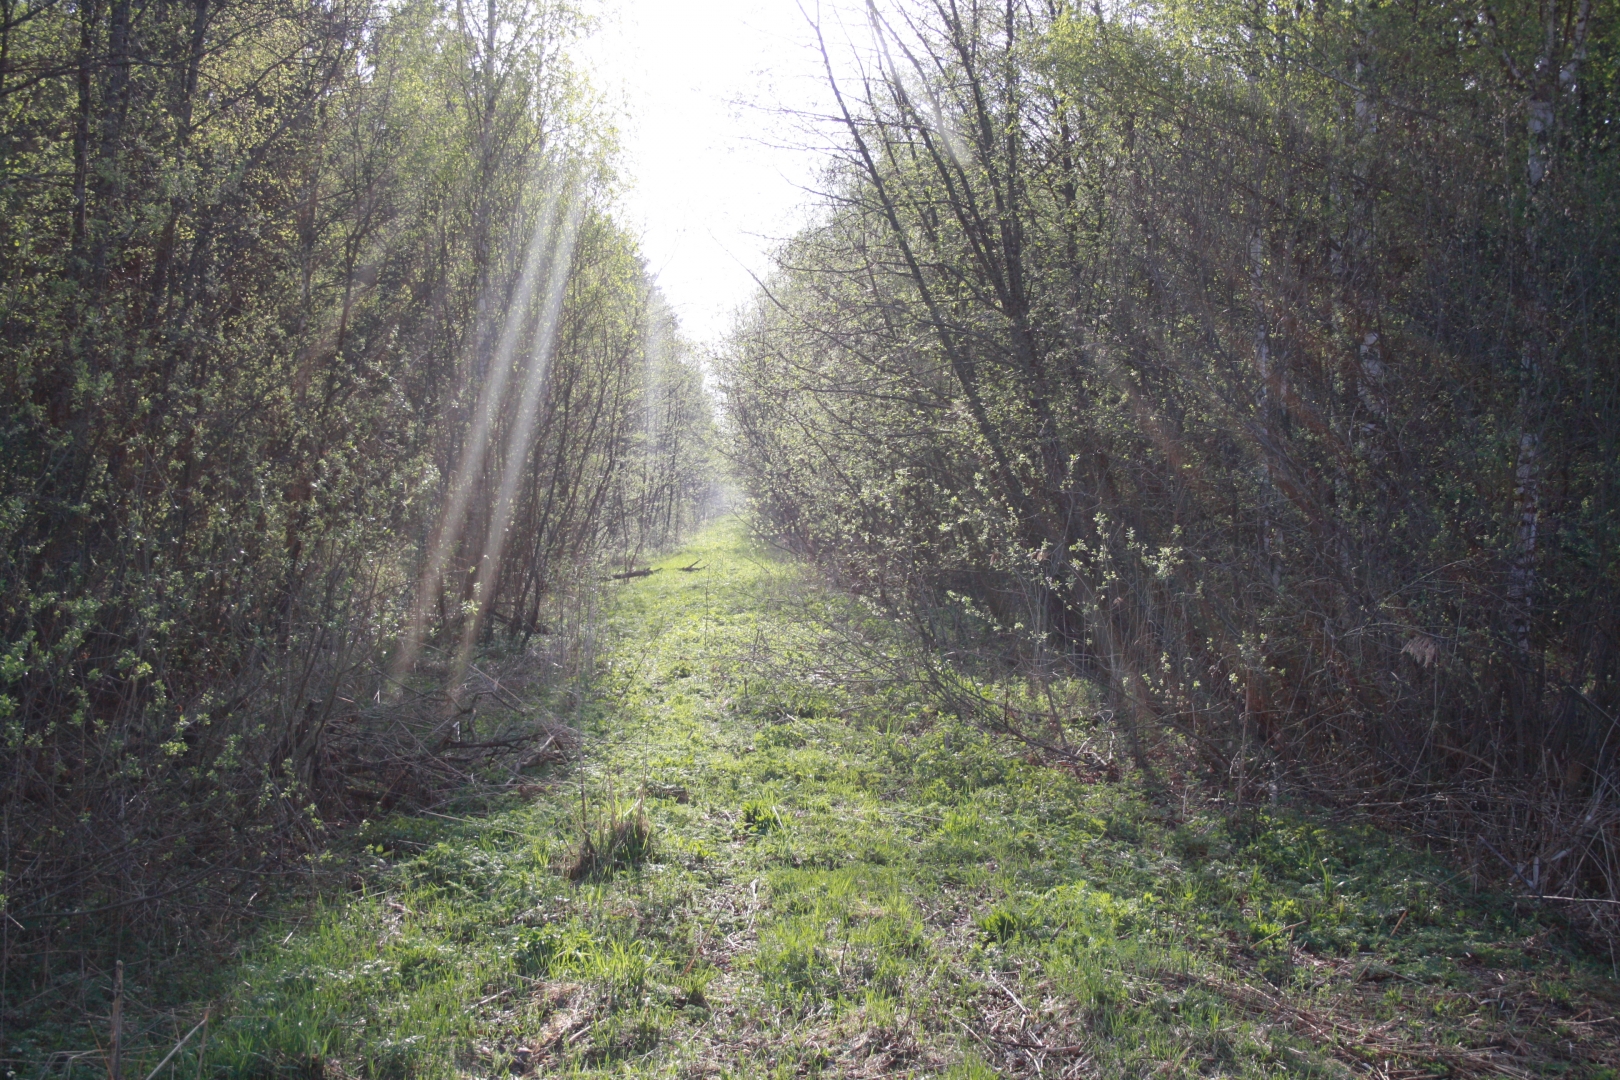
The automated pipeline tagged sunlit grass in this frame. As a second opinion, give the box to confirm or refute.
[159,517,1620,1078]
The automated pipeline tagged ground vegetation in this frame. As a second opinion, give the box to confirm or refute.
[47,523,1619,1078]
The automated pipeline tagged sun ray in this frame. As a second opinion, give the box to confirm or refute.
[392,164,575,690]
[451,178,587,684]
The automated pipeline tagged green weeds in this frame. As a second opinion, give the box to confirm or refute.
[69,520,1620,1078]
[566,799,655,882]
[738,798,784,835]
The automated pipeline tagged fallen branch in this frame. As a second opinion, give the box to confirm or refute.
[1167,971,1539,1079]
[141,1011,210,1080]
[992,1037,1087,1055]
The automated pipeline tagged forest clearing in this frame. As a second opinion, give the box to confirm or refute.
[19,522,1620,1077]
[3,0,1618,1074]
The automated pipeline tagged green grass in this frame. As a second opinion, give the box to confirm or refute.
[44,519,1620,1077]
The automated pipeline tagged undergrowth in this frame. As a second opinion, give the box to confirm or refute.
[20,519,1620,1078]
[567,799,656,882]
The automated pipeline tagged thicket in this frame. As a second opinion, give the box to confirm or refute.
[0,0,713,976]
[721,0,1620,907]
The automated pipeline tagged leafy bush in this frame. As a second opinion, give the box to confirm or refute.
[717,0,1620,913]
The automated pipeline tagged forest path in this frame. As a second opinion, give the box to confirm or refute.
[214,520,1618,1078]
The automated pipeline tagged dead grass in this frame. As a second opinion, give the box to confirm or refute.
[565,799,656,881]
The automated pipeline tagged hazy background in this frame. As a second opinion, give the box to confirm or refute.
[578,0,864,345]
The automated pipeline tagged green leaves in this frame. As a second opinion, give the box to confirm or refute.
[0,0,715,990]
[722,0,1620,916]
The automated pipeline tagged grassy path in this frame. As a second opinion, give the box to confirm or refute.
[213,521,1618,1078]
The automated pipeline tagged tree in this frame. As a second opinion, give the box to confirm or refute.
[722,0,1619,900]
[0,0,716,968]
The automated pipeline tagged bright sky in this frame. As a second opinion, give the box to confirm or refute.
[577,0,864,346]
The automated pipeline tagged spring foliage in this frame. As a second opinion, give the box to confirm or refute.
[0,0,713,931]
[720,0,1618,891]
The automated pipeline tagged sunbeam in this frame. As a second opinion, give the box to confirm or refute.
[392,166,575,691]
[451,180,587,683]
